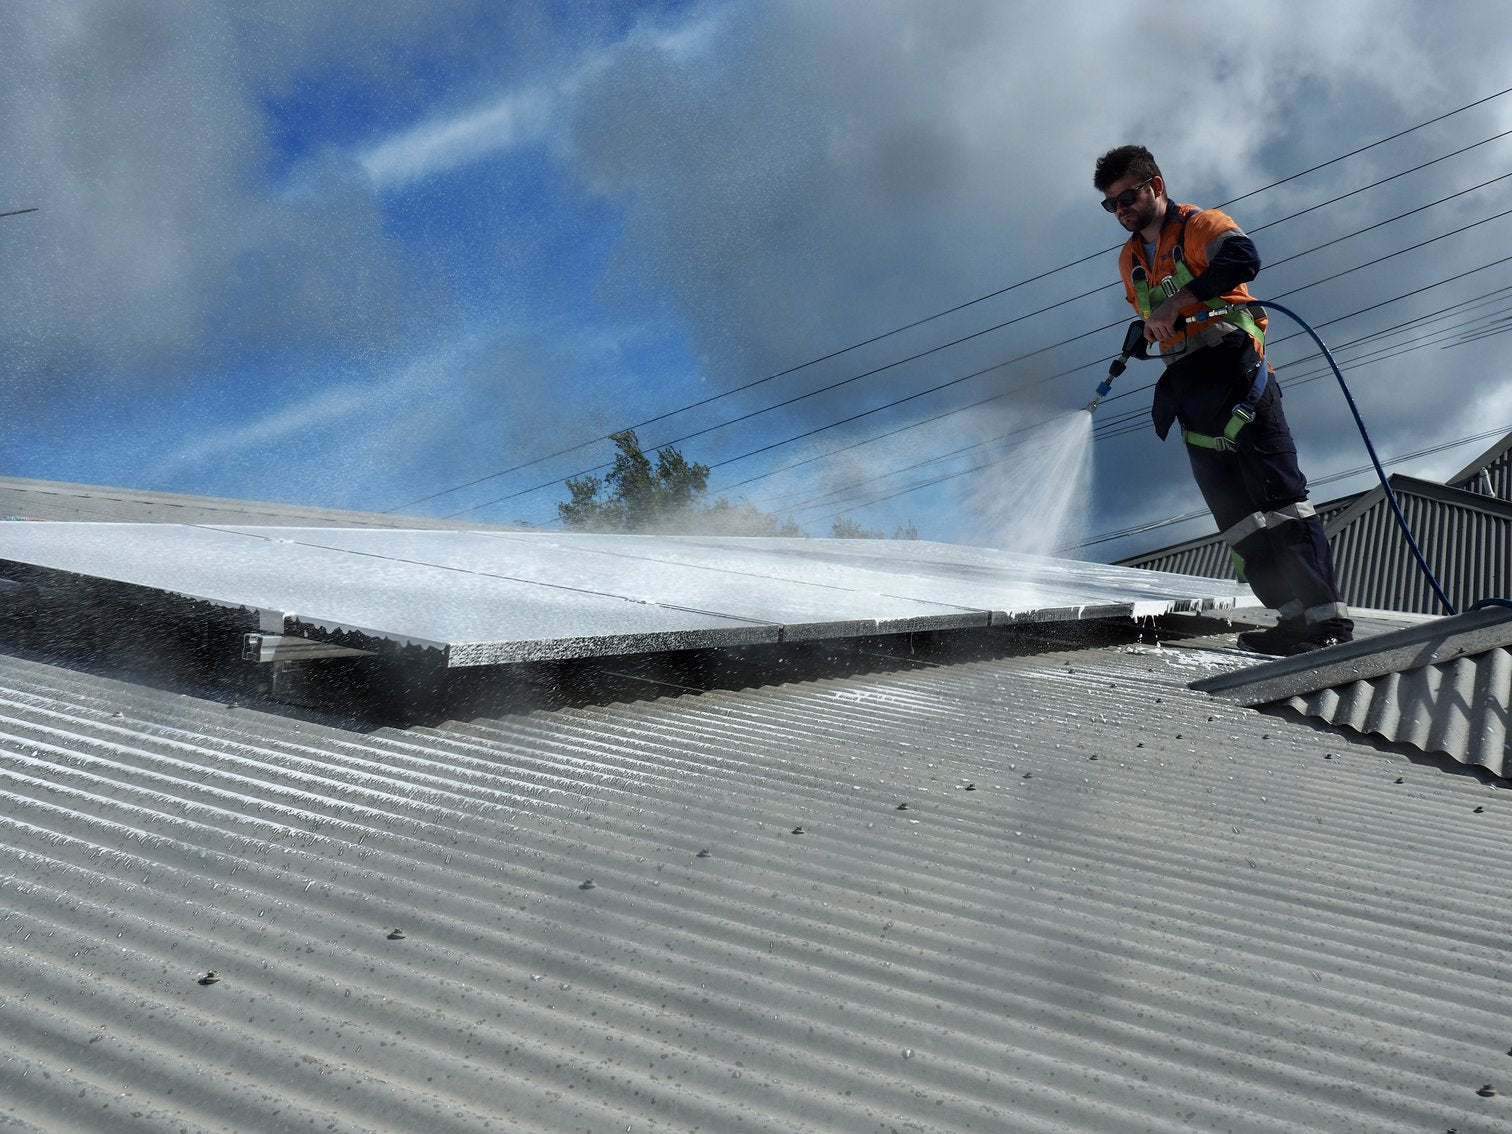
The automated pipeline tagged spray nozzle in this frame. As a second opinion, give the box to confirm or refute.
[1087,319,1149,413]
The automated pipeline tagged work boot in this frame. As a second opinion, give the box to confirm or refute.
[1279,617,1354,656]
[1236,619,1305,656]
[1243,617,1354,657]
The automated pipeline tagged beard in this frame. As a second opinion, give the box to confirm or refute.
[1119,195,1160,233]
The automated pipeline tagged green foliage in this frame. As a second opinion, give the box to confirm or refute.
[829,516,917,540]
[559,430,804,537]
[831,516,884,540]
[702,497,805,537]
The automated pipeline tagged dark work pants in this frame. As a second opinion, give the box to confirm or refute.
[1154,335,1347,620]
[1183,379,1346,618]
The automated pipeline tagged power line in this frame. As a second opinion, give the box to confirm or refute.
[1065,424,1512,552]
[724,233,1512,519]
[716,284,1512,508]
[441,278,1122,517]
[775,247,1512,525]
[395,83,1512,517]
[1088,286,1512,441]
[523,132,1512,521]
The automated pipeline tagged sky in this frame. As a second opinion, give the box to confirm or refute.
[3,1,1512,561]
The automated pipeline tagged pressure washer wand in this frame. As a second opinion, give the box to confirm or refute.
[1086,318,1148,413]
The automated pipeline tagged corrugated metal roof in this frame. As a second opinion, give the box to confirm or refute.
[1325,477,1512,616]
[4,617,1512,1133]
[1193,604,1512,775]
[1447,429,1512,502]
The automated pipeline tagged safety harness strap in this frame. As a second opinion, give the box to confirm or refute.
[1180,361,1269,451]
[1130,210,1267,349]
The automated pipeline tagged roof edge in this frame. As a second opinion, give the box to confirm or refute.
[1190,604,1512,705]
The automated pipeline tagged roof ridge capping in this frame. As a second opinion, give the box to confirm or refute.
[1191,604,1512,705]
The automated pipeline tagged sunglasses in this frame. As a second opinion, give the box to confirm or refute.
[1100,177,1153,213]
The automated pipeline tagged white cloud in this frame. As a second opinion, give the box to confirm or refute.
[151,383,374,476]
[354,7,729,190]
[6,0,1512,545]
[358,88,553,188]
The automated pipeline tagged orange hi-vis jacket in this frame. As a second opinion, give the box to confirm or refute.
[1119,202,1267,361]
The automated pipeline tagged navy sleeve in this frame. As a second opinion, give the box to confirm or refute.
[1186,233,1260,301]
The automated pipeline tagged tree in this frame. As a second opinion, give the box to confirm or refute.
[559,431,803,536]
[560,429,708,531]
[702,496,805,537]
[831,516,884,539]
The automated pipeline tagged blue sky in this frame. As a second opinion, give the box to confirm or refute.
[3,1,1512,560]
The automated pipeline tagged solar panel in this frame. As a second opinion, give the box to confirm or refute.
[0,523,1247,666]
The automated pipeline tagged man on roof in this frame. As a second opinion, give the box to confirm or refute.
[1093,144,1352,655]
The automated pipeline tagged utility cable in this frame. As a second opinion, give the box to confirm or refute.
[719,282,1512,506]
[470,160,1512,520]
[1069,423,1512,550]
[393,84,1512,516]
[722,244,1512,519]
[794,261,1512,531]
[554,186,1512,522]
[1089,291,1512,443]
[823,417,1511,554]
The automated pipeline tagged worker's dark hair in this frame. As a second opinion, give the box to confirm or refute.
[1094,145,1161,193]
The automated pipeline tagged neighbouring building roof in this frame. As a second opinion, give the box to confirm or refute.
[1446,429,1512,500]
[1121,468,1512,616]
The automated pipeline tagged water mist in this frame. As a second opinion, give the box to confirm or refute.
[963,409,1095,562]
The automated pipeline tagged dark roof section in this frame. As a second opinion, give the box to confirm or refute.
[1324,475,1512,616]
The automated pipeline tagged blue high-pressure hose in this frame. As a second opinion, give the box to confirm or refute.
[1250,298,1457,616]
[1091,299,1461,616]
